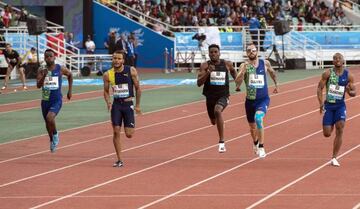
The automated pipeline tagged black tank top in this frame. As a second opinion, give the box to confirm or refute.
[202,59,229,98]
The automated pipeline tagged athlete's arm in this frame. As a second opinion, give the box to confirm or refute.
[346,72,356,97]
[225,60,237,80]
[317,69,330,114]
[131,67,142,114]
[61,66,73,100]
[197,62,211,87]
[235,62,246,91]
[103,71,112,112]
[36,67,48,88]
[265,60,278,93]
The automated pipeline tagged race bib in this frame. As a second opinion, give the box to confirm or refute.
[113,84,129,98]
[249,74,264,88]
[328,84,345,100]
[210,71,226,85]
[43,76,59,90]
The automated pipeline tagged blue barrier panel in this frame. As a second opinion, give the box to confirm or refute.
[299,32,360,49]
[175,32,242,51]
[93,2,174,68]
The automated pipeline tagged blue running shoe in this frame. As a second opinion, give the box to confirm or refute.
[50,141,56,153]
[53,132,59,146]
[50,133,59,153]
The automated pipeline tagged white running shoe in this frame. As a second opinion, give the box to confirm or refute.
[331,158,340,167]
[258,147,266,158]
[218,142,226,153]
[1,86,6,90]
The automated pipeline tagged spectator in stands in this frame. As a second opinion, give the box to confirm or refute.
[248,13,261,50]
[1,43,26,90]
[85,35,96,54]
[104,30,117,54]
[1,5,12,28]
[18,7,28,26]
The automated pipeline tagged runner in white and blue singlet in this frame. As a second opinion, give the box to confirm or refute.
[235,43,278,158]
[36,49,73,153]
[317,53,356,167]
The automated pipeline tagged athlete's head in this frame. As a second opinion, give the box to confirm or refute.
[246,43,258,61]
[112,50,125,68]
[208,44,220,62]
[44,49,56,66]
[333,53,344,68]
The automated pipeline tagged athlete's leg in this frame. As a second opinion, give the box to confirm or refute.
[206,98,216,125]
[2,65,14,89]
[214,104,225,141]
[112,125,122,161]
[333,120,345,159]
[45,112,57,142]
[18,66,27,88]
[254,111,265,144]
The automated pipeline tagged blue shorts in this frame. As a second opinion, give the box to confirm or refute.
[245,97,270,123]
[206,96,229,120]
[41,99,62,120]
[323,103,346,126]
[111,100,135,127]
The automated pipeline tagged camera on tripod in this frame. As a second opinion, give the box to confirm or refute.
[192,33,206,42]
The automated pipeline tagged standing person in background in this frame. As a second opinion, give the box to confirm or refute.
[36,49,73,152]
[197,44,237,153]
[103,50,141,167]
[235,43,279,158]
[104,31,117,54]
[19,47,38,79]
[1,43,25,90]
[317,53,356,167]
[85,35,96,54]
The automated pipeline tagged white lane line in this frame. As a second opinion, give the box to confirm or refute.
[0,75,320,145]
[246,144,360,209]
[30,99,360,209]
[0,92,321,187]
[138,112,360,209]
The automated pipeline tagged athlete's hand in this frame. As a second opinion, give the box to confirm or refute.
[235,86,241,92]
[208,64,215,72]
[273,86,279,94]
[319,104,324,114]
[107,102,112,112]
[135,106,142,115]
[67,91,72,100]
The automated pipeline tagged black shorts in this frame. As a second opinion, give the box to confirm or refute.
[206,96,229,120]
[111,100,135,127]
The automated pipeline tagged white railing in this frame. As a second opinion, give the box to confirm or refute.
[0,1,64,33]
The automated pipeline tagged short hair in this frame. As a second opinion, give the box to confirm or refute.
[208,44,220,51]
[44,48,55,55]
[30,47,36,51]
[5,43,11,47]
[113,50,125,58]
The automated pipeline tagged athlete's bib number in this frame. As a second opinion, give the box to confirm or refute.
[328,84,345,100]
[210,72,226,85]
[113,84,129,98]
[249,74,264,88]
[43,76,59,90]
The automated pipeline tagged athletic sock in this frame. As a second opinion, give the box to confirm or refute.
[254,140,259,146]
[258,143,264,148]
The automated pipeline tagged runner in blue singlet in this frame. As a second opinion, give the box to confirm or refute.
[317,53,356,167]
[36,49,73,152]
[235,43,279,158]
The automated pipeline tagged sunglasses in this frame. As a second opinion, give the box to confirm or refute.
[246,48,257,53]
